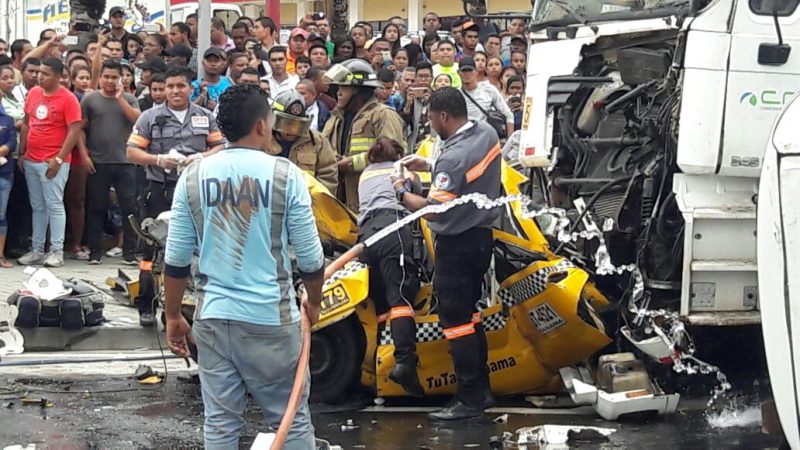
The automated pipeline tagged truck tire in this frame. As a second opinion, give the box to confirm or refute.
[309,315,364,404]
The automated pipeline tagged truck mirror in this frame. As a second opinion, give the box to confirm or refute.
[759,0,792,65]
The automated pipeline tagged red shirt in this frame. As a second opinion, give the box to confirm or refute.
[24,86,82,163]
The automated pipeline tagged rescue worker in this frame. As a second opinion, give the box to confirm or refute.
[267,90,339,194]
[395,87,501,421]
[164,83,324,449]
[322,59,405,212]
[357,137,424,397]
[126,66,226,326]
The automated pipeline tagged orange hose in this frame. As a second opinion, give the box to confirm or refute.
[324,243,365,279]
[270,245,364,449]
[270,307,311,450]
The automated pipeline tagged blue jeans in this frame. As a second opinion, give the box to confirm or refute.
[0,173,12,235]
[23,160,70,253]
[193,319,315,450]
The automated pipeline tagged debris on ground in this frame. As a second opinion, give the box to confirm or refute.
[20,398,53,408]
[134,364,155,380]
[340,419,359,431]
[493,413,509,424]
[517,425,616,447]
[133,364,163,384]
[138,375,164,385]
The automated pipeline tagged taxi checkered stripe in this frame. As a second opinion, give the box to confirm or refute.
[497,260,574,308]
[379,311,507,346]
[482,311,507,332]
[323,261,367,289]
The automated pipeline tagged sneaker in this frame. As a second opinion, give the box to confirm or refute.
[17,251,46,266]
[105,247,123,258]
[122,255,139,266]
[43,251,64,268]
[72,249,90,261]
[88,258,102,265]
[139,312,156,327]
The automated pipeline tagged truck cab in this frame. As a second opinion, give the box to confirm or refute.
[514,0,800,325]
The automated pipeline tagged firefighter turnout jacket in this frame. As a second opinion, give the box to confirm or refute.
[323,98,405,212]
[267,129,339,195]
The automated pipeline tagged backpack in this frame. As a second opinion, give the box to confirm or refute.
[8,279,105,330]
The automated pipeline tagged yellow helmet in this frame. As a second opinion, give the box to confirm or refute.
[323,59,381,87]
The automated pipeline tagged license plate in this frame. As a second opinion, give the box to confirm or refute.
[528,303,566,334]
[321,283,350,314]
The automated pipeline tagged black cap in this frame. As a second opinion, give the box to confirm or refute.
[203,47,226,59]
[138,56,167,72]
[459,56,476,70]
[109,6,125,17]
[510,35,527,44]
[165,44,193,60]
[308,33,324,43]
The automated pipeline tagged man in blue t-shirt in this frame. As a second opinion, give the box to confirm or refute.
[191,47,233,111]
[165,84,324,448]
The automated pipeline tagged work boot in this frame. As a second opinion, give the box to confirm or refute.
[139,312,156,327]
[428,400,484,422]
[17,250,45,266]
[482,389,497,409]
[389,362,425,397]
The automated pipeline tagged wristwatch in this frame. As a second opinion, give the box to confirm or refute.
[54,156,64,165]
[396,186,409,202]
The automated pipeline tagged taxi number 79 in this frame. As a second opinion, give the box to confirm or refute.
[321,284,350,314]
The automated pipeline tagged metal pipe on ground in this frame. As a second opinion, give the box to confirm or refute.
[0,354,182,367]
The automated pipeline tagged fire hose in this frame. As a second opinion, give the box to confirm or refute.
[270,306,311,450]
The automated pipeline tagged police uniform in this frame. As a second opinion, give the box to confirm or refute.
[426,120,501,410]
[357,161,424,395]
[126,102,225,318]
[267,129,339,195]
[324,98,405,212]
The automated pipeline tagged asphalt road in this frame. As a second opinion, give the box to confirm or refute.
[0,371,784,450]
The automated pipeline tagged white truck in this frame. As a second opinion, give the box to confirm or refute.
[484,0,800,328]
[460,0,800,426]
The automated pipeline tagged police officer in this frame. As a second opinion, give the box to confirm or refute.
[322,59,405,212]
[267,90,339,195]
[395,87,501,421]
[126,66,226,326]
[357,137,424,397]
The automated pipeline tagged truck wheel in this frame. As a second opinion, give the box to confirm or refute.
[310,316,364,404]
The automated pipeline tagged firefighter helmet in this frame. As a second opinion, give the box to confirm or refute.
[323,59,381,88]
[271,90,311,136]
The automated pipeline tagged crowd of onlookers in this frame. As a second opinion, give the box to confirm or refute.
[0,9,529,268]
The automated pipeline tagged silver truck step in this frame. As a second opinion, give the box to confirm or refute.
[674,174,759,319]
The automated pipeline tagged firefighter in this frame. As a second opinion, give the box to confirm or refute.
[395,87,501,421]
[322,59,405,212]
[267,90,339,194]
[357,137,424,397]
[126,66,226,326]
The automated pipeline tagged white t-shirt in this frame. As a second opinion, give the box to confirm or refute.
[267,73,299,98]
[307,101,319,132]
[12,84,29,103]
[169,106,189,124]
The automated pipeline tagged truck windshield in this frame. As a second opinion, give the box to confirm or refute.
[531,0,691,28]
